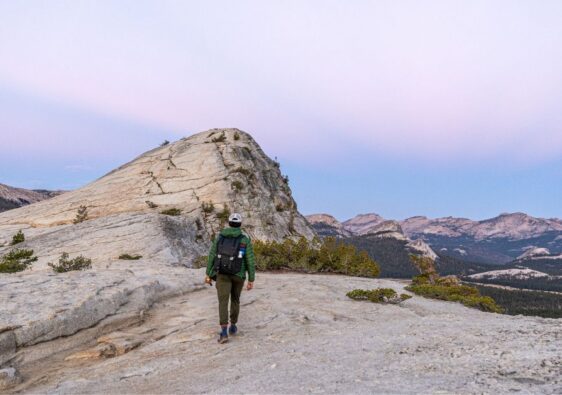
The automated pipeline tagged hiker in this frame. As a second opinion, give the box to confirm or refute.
[205,213,255,344]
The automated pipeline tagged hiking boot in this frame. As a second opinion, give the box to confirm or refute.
[218,334,229,344]
[229,324,238,335]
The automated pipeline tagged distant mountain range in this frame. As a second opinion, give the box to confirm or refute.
[307,212,562,265]
[0,183,64,213]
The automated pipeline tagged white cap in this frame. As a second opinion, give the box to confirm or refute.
[228,213,242,223]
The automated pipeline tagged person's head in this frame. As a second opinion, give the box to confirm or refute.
[228,213,242,228]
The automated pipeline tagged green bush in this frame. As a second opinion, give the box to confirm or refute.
[202,202,215,213]
[233,166,252,176]
[212,132,226,143]
[406,283,502,313]
[0,249,38,273]
[347,288,411,303]
[49,252,92,273]
[10,230,25,245]
[118,254,142,260]
[160,208,182,216]
[406,254,501,313]
[253,237,380,278]
[73,205,88,224]
[216,206,231,223]
[193,255,208,269]
[231,181,244,191]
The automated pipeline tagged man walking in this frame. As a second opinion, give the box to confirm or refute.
[205,213,255,343]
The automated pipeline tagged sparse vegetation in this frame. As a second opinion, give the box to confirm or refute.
[231,181,244,191]
[49,252,92,273]
[145,200,158,208]
[202,202,215,213]
[160,208,182,216]
[118,254,142,260]
[405,283,502,313]
[0,248,38,273]
[283,175,289,185]
[473,284,562,318]
[233,166,252,177]
[73,205,88,224]
[234,132,240,140]
[195,218,203,230]
[160,140,170,146]
[216,206,231,224]
[211,132,226,143]
[193,255,208,269]
[406,255,502,313]
[276,203,285,212]
[10,230,25,245]
[253,237,380,278]
[347,288,412,304]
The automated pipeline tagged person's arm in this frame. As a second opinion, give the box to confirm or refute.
[245,237,256,289]
[205,237,218,282]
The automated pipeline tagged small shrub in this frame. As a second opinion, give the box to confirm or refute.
[212,132,226,143]
[231,181,244,191]
[233,167,251,177]
[253,237,380,278]
[283,175,289,185]
[49,252,92,273]
[160,140,170,146]
[73,205,88,224]
[234,132,240,140]
[193,255,208,269]
[202,202,215,213]
[275,203,285,212]
[145,200,158,208]
[0,249,37,273]
[118,254,142,260]
[407,254,501,313]
[216,206,231,223]
[161,208,182,216]
[347,288,411,304]
[405,283,503,313]
[10,230,25,245]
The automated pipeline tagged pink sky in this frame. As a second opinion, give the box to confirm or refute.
[1,1,561,219]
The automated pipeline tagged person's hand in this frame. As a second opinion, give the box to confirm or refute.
[205,276,213,286]
[246,281,254,291]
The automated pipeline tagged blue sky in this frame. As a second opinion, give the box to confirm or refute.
[1,1,561,221]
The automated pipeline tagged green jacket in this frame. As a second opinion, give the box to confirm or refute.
[206,227,256,282]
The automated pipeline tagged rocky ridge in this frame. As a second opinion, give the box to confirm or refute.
[402,213,562,241]
[0,184,63,213]
[306,214,437,260]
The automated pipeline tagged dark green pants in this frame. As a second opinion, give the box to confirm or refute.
[216,273,245,326]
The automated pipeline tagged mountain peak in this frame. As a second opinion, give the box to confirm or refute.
[0,128,315,265]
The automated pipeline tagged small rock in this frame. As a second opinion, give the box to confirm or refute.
[0,367,22,390]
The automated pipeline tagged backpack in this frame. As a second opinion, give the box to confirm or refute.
[214,234,244,275]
